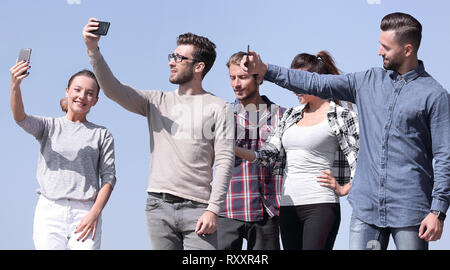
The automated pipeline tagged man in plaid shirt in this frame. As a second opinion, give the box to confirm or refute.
[218,52,286,250]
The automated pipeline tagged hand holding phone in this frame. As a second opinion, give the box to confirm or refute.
[245,45,259,80]
[91,21,110,36]
[17,48,32,75]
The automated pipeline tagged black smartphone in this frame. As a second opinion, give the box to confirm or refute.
[18,48,32,75]
[245,45,250,68]
[91,21,110,36]
[245,45,258,79]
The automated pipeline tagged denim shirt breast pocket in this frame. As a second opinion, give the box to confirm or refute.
[395,108,426,135]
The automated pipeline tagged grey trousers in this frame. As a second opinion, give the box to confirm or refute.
[145,193,217,250]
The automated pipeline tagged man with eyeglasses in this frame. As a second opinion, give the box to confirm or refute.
[82,18,234,250]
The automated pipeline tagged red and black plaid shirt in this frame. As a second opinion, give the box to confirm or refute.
[219,96,286,222]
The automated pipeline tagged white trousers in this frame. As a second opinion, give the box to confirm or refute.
[33,195,102,250]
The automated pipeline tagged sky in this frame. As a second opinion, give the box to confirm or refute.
[1,0,449,250]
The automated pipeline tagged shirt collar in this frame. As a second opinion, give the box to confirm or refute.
[389,60,426,83]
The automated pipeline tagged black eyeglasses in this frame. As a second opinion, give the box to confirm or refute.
[168,53,200,63]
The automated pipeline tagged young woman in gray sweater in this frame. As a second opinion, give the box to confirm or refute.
[10,61,116,250]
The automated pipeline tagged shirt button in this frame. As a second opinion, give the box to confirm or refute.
[381,164,385,169]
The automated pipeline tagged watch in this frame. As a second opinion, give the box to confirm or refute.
[431,210,446,221]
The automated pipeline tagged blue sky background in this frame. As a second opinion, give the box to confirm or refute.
[1,0,449,250]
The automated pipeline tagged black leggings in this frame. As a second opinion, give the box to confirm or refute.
[280,203,341,250]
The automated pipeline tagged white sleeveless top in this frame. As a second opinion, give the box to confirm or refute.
[281,119,339,206]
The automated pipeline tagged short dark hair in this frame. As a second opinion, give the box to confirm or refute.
[177,33,216,78]
[380,12,422,52]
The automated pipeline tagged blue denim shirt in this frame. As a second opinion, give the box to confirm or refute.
[265,61,450,227]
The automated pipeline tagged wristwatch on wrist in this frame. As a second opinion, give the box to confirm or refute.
[430,210,446,221]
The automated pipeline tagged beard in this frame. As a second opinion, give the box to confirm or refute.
[169,64,194,85]
[237,88,258,102]
[382,54,403,71]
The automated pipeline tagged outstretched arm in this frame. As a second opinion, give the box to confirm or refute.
[241,51,358,103]
[82,18,151,116]
[10,61,31,122]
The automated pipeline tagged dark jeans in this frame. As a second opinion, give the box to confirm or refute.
[280,203,340,250]
[217,212,280,250]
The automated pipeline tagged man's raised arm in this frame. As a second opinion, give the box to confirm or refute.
[82,17,151,116]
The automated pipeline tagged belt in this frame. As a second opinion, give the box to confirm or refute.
[148,192,187,203]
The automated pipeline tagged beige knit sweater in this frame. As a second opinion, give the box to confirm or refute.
[88,48,234,214]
